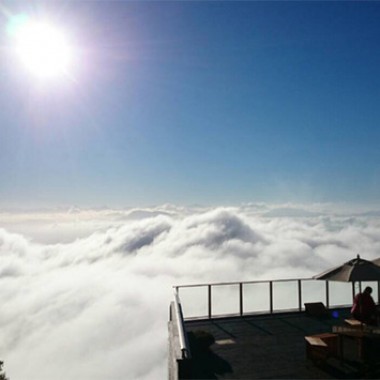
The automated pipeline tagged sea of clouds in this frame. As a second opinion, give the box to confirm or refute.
[1,203,380,379]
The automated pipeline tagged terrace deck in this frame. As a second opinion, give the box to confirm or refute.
[184,308,356,379]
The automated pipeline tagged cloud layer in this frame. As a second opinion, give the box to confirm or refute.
[1,204,380,379]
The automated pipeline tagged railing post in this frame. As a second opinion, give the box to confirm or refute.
[208,285,212,319]
[325,281,330,309]
[172,286,178,320]
[378,281,380,304]
[239,283,243,316]
[269,281,273,314]
[298,280,302,312]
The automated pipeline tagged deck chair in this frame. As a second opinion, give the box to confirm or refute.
[304,302,330,318]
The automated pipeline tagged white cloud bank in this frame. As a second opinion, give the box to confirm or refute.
[1,204,380,379]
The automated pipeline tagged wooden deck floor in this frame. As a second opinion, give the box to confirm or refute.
[185,308,355,379]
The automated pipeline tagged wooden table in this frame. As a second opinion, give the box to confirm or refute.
[333,325,380,376]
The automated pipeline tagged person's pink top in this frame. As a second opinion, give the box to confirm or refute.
[351,292,376,319]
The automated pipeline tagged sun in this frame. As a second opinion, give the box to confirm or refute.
[8,15,74,79]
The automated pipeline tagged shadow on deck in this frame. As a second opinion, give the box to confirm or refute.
[184,308,357,379]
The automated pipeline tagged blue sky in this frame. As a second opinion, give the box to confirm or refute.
[1,1,380,209]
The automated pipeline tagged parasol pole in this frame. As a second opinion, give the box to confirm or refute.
[355,255,364,328]
[359,281,363,329]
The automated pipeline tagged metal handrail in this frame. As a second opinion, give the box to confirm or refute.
[174,277,312,288]
[173,289,191,359]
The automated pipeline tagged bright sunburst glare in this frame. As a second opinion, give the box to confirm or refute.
[8,15,74,79]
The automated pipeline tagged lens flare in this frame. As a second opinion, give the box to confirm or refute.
[8,15,73,79]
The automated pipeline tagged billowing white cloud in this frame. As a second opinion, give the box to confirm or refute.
[1,204,380,379]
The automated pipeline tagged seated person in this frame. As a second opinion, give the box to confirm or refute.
[351,286,378,325]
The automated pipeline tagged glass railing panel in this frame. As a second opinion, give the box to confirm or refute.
[273,281,298,311]
[243,282,270,314]
[328,281,352,306]
[301,280,326,307]
[211,284,240,317]
[178,286,208,319]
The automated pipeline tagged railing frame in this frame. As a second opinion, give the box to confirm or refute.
[174,278,380,320]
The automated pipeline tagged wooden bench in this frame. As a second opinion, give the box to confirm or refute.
[344,318,363,328]
[305,336,328,347]
[305,333,338,363]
